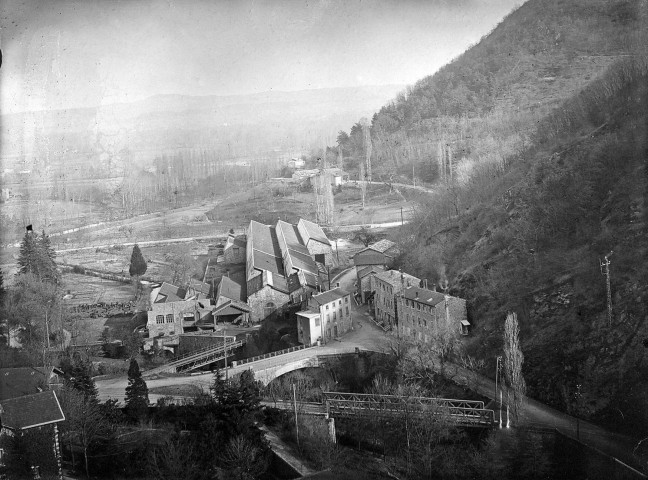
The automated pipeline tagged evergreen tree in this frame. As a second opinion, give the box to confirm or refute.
[63,352,98,401]
[125,358,149,421]
[16,229,59,283]
[129,244,147,277]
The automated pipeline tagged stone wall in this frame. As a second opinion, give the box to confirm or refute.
[247,285,289,323]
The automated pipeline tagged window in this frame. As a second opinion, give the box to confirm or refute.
[156,315,164,324]
[333,312,336,320]
[326,305,329,310]
[166,314,173,323]
[326,314,330,322]
[417,303,421,310]
[315,317,321,326]
[345,306,349,315]
[339,300,342,306]
[345,297,349,303]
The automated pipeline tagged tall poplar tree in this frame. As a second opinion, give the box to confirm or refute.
[503,312,526,422]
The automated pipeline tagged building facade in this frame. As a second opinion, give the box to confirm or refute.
[373,270,420,329]
[397,286,469,343]
[353,239,399,302]
[296,288,352,345]
[224,233,247,264]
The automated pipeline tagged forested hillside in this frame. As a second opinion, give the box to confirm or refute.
[336,0,648,437]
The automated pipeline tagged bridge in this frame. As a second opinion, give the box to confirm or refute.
[143,337,244,377]
[264,391,495,428]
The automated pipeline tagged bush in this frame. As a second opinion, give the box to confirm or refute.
[71,264,86,274]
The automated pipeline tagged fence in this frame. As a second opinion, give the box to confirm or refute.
[236,344,313,366]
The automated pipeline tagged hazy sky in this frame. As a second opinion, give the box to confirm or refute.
[0,0,522,114]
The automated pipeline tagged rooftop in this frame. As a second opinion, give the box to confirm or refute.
[297,218,331,246]
[310,287,349,306]
[367,239,397,254]
[0,391,65,430]
[374,270,420,288]
[0,366,59,401]
[248,221,285,277]
[402,286,447,306]
[218,276,243,302]
[155,282,186,303]
[225,234,247,249]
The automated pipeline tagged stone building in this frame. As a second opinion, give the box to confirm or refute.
[353,239,399,302]
[397,286,469,342]
[146,282,212,338]
[246,218,332,322]
[224,233,247,264]
[297,288,352,345]
[373,270,420,329]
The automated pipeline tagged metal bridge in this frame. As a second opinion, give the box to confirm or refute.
[264,392,495,427]
[322,392,495,427]
[143,337,244,377]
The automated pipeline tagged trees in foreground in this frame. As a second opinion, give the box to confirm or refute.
[503,312,526,422]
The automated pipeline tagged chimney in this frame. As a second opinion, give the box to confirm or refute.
[415,291,419,300]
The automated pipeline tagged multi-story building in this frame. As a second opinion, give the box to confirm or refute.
[146,282,213,338]
[246,218,333,322]
[373,270,420,329]
[397,286,469,343]
[223,233,247,264]
[296,288,352,345]
[353,239,399,303]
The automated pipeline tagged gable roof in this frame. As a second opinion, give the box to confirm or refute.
[248,221,285,277]
[297,218,331,246]
[155,282,186,303]
[374,270,420,288]
[310,287,349,307]
[402,286,447,307]
[0,367,59,401]
[357,265,385,279]
[225,234,247,249]
[367,239,397,254]
[188,278,211,296]
[276,220,318,275]
[0,391,65,430]
[217,276,243,302]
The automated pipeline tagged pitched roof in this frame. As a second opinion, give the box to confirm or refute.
[297,218,331,246]
[188,278,211,296]
[353,250,390,266]
[248,221,285,277]
[357,265,385,279]
[225,234,247,249]
[402,286,446,306]
[374,270,420,288]
[276,220,318,275]
[310,287,349,306]
[0,367,57,401]
[367,239,397,253]
[155,282,186,303]
[218,276,243,302]
[0,391,65,430]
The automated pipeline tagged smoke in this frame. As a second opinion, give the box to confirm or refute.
[438,263,448,291]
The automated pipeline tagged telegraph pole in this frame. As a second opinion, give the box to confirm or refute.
[600,252,613,326]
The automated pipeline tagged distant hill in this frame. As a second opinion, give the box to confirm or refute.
[0,84,404,176]
[335,0,648,438]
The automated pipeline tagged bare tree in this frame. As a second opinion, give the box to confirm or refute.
[503,312,526,422]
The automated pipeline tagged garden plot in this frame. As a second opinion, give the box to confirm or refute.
[62,273,136,306]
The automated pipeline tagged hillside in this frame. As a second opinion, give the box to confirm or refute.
[336,0,648,439]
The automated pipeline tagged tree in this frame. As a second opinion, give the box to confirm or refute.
[353,226,378,247]
[125,358,149,421]
[17,230,59,283]
[61,352,98,401]
[503,312,526,422]
[129,244,147,277]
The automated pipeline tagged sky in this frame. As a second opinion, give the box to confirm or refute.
[0,0,523,114]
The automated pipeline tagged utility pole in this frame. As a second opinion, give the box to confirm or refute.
[293,383,300,447]
[400,207,404,226]
[600,252,613,326]
[495,355,502,427]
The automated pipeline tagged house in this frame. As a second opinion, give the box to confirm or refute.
[373,270,420,329]
[246,218,333,322]
[397,286,469,342]
[356,265,386,303]
[288,158,305,169]
[0,391,65,475]
[224,233,247,264]
[146,281,213,338]
[296,288,352,345]
[353,239,399,303]
[213,276,251,325]
[0,366,64,401]
[291,168,349,187]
